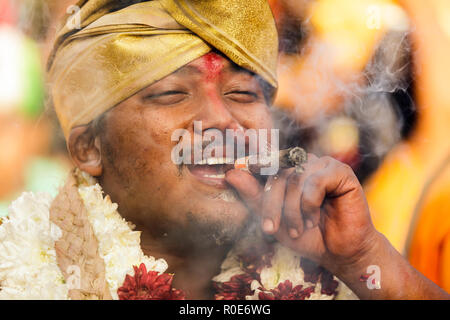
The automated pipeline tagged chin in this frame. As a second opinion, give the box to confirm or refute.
[167,199,250,249]
[158,176,252,248]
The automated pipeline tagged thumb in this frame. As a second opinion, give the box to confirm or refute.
[225,169,263,213]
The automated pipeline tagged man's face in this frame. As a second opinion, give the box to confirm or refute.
[97,52,274,248]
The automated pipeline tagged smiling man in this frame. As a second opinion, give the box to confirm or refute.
[68,51,280,299]
[0,0,448,300]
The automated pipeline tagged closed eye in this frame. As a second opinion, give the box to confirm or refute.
[225,91,259,103]
[144,91,188,105]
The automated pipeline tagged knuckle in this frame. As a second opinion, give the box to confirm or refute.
[305,174,321,190]
[321,155,335,163]
[280,168,295,179]
[287,173,301,187]
[306,153,317,162]
[327,157,354,175]
[247,189,262,204]
[340,162,355,175]
[301,183,322,209]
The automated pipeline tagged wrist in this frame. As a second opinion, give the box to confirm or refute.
[328,231,395,299]
[328,229,385,281]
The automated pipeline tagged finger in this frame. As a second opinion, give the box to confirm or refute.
[260,169,293,234]
[300,157,344,228]
[283,172,304,238]
[225,169,263,213]
[274,221,327,260]
[283,154,325,238]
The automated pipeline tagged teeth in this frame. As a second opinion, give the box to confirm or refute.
[203,174,226,179]
[197,157,234,165]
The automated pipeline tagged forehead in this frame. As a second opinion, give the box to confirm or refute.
[173,52,253,78]
[188,52,226,70]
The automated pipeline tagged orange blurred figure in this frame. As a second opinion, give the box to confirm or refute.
[270,0,408,126]
[365,0,450,292]
[268,0,410,178]
[270,0,450,292]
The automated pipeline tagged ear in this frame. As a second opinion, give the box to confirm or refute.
[68,126,103,176]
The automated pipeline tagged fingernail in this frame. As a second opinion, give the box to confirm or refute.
[289,228,299,239]
[305,220,313,229]
[263,219,274,233]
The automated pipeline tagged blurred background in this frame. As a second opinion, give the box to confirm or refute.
[1,0,449,291]
[0,0,74,217]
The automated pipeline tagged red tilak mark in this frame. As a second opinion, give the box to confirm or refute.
[201,52,224,81]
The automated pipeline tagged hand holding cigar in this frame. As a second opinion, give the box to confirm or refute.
[225,147,308,176]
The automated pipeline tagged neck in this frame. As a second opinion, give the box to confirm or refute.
[139,228,230,300]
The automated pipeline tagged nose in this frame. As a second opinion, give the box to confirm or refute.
[197,86,244,133]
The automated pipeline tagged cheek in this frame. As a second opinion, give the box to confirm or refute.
[103,104,195,178]
[108,105,182,149]
[103,109,160,174]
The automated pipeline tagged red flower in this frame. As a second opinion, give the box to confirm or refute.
[320,270,339,296]
[300,258,323,284]
[213,242,275,300]
[213,273,254,300]
[213,245,337,300]
[301,258,339,296]
[258,280,315,300]
[239,243,275,278]
[118,263,185,300]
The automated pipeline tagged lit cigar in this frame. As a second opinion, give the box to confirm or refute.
[225,147,308,175]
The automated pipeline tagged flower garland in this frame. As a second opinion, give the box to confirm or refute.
[117,263,185,300]
[76,171,168,300]
[0,192,68,299]
[211,226,354,300]
[0,171,356,300]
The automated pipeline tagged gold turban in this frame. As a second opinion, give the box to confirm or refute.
[48,0,278,139]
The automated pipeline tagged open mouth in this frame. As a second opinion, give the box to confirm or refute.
[186,157,235,188]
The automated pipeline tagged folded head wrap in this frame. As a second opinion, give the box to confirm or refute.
[48,0,278,139]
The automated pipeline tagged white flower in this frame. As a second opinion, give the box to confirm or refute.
[0,192,68,300]
[0,173,169,300]
[78,182,168,299]
[259,244,309,290]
